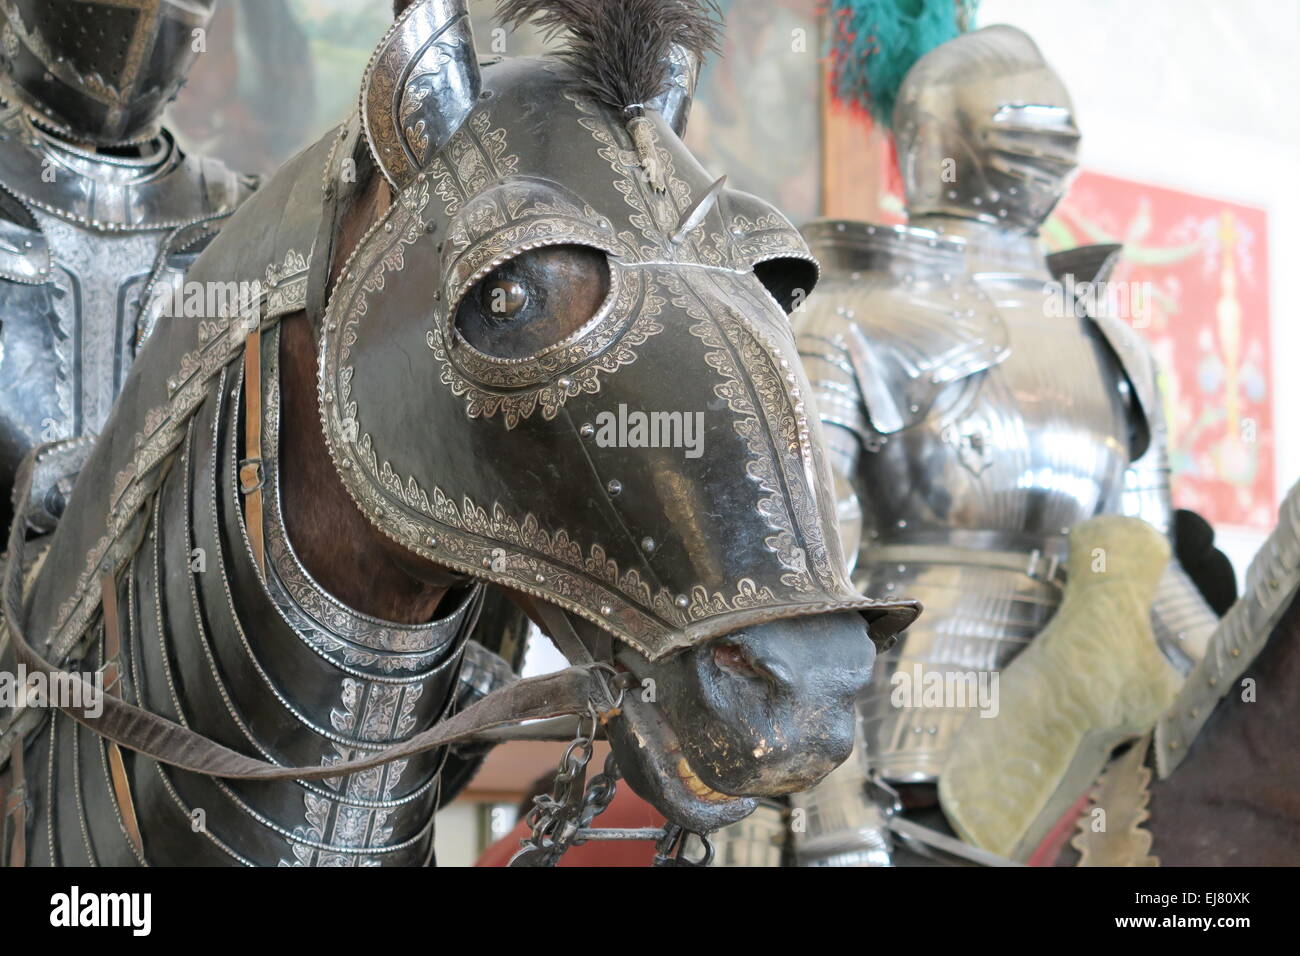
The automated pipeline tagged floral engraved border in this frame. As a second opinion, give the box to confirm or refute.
[427,265,666,429]
[426,111,519,218]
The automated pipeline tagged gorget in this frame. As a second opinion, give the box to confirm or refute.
[0,107,252,232]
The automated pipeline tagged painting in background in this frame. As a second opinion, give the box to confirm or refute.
[687,0,823,223]
[1046,173,1275,530]
[169,0,823,222]
[821,97,904,224]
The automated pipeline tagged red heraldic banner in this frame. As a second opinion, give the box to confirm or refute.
[1045,171,1275,530]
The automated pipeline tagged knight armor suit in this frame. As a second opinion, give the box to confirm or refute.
[0,0,258,537]
[713,24,1223,867]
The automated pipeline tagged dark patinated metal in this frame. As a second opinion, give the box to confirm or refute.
[1,0,913,867]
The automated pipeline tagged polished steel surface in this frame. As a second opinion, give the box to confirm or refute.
[789,741,893,867]
[362,0,481,191]
[777,23,1227,847]
[793,26,1217,799]
[799,217,1135,782]
[892,25,1080,235]
[710,800,789,867]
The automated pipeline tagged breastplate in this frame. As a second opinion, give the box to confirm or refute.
[857,275,1131,546]
[801,222,1135,782]
[0,106,252,532]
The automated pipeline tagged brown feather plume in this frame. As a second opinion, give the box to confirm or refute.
[497,0,723,111]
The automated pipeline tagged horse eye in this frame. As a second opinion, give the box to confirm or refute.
[481,279,528,321]
[455,245,611,359]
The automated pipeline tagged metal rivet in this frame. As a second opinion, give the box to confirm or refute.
[600,605,613,616]
[641,537,656,553]
[579,423,595,438]
[607,480,622,496]
[675,595,689,610]
[427,537,438,548]
[535,573,546,584]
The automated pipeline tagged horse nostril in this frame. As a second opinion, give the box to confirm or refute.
[713,642,773,683]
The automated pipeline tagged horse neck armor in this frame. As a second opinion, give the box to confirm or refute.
[3,119,514,864]
[12,330,485,865]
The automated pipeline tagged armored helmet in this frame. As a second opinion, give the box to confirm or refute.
[892,25,1081,233]
[0,0,217,145]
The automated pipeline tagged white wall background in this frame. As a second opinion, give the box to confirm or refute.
[980,0,1300,577]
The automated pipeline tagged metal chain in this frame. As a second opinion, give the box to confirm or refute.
[509,707,601,867]
[508,676,714,867]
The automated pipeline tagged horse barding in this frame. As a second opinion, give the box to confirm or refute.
[0,0,918,867]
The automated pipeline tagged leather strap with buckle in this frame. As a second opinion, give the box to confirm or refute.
[240,326,266,577]
[100,572,145,861]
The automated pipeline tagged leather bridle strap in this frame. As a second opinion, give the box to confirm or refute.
[99,573,146,861]
[6,596,599,782]
[533,601,622,717]
[239,326,266,577]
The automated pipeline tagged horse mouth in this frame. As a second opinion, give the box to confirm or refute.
[676,756,734,804]
[605,674,757,833]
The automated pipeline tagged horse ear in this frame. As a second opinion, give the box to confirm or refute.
[647,44,701,137]
[362,0,482,190]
